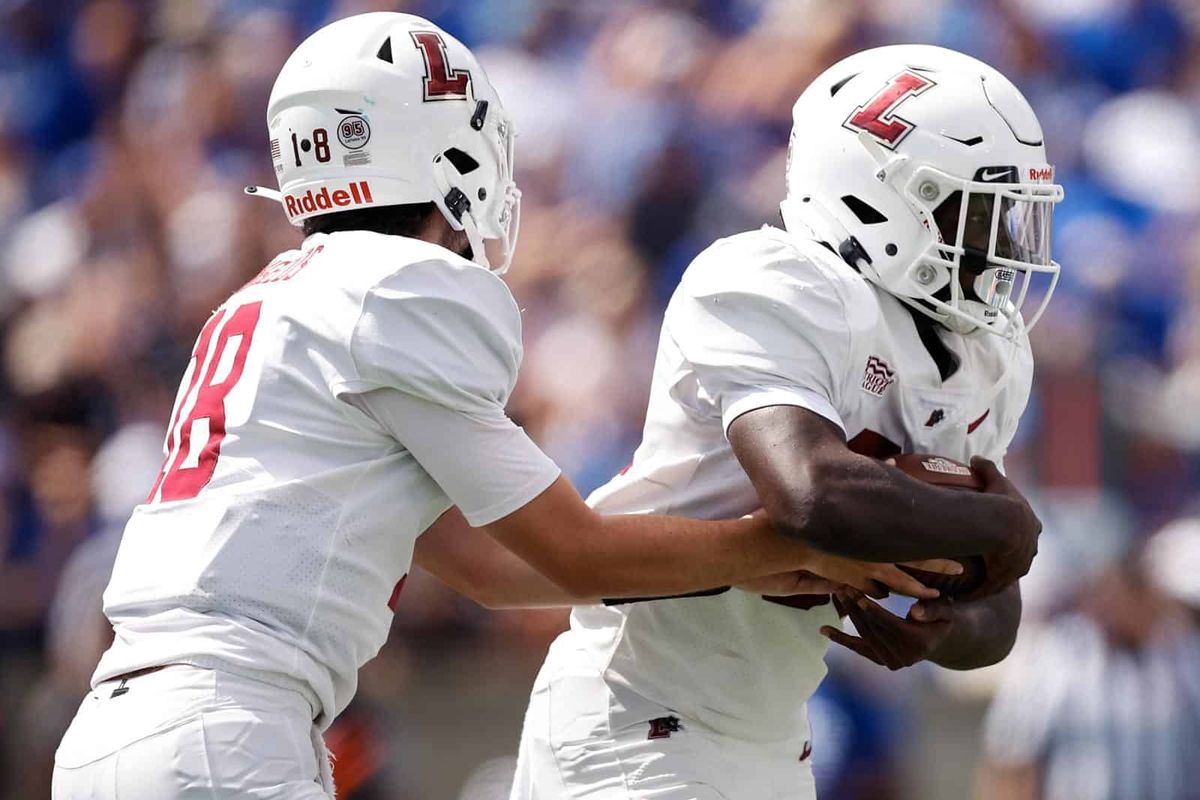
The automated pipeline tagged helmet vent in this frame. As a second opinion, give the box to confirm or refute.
[841,195,888,225]
[829,73,859,97]
[377,37,394,64]
[443,148,480,175]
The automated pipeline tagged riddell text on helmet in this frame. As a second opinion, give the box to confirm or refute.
[284,181,374,218]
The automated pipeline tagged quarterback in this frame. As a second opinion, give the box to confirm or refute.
[512,46,1057,799]
[50,15,946,800]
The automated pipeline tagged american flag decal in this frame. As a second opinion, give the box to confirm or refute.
[270,139,282,161]
[861,355,896,397]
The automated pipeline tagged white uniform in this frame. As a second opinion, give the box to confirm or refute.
[53,231,560,799]
[512,225,1032,800]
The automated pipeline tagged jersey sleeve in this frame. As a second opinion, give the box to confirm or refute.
[668,235,863,436]
[334,259,523,414]
[346,388,560,527]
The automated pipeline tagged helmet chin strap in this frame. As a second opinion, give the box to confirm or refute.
[780,196,884,282]
[459,213,490,269]
[244,185,283,202]
[431,161,493,270]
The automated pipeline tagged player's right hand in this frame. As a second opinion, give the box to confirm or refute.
[969,456,1041,598]
[802,552,963,600]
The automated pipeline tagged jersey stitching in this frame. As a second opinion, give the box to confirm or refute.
[590,449,705,678]
[284,459,371,718]
[195,713,222,800]
[345,256,522,399]
[788,238,858,416]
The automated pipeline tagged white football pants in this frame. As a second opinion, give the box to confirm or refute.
[52,665,333,799]
[510,659,817,800]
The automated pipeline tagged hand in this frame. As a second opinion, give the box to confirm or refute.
[737,570,839,596]
[804,550,963,600]
[966,457,1041,601]
[820,588,956,670]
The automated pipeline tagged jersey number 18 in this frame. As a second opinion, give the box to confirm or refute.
[147,302,263,503]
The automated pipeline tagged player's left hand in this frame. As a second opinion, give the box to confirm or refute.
[819,588,955,670]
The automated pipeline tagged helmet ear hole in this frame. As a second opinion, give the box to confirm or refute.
[442,148,480,175]
[841,194,888,225]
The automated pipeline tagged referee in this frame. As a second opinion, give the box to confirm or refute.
[979,523,1200,800]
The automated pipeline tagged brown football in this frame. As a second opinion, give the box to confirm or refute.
[890,453,987,598]
[890,452,985,491]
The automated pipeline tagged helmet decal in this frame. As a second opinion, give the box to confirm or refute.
[410,31,472,101]
[844,70,936,149]
[249,14,520,272]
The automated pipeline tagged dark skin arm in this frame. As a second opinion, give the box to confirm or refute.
[822,582,1022,670]
[727,406,1040,571]
[927,581,1022,669]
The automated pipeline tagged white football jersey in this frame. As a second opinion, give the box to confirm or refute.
[555,225,1033,743]
[95,231,559,728]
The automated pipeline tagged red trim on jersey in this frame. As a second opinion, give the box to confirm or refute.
[847,429,903,459]
[387,575,408,611]
[967,409,990,434]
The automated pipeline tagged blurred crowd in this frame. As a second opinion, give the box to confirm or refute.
[2,0,1200,798]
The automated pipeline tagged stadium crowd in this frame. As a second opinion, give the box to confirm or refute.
[2,0,1199,797]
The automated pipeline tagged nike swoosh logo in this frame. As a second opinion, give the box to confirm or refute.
[980,168,1012,181]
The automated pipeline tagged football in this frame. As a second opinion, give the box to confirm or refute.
[890,453,987,598]
[890,452,985,491]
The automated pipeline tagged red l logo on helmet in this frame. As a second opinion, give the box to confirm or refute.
[411,31,472,101]
[844,71,936,149]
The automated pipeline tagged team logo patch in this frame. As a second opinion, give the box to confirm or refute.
[922,457,973,477]
[861,356,896,397]
[647,716,682,740]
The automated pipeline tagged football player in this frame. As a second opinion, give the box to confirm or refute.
[512,45,1057,800]
[50,15,943,800]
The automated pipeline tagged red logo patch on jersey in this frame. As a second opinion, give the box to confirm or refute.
[861,356,896,397]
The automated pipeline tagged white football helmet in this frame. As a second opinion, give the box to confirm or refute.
[781,45,1063,338]
[247,13,520,272]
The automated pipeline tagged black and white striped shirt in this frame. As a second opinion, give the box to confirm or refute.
[985,614,1200,800]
